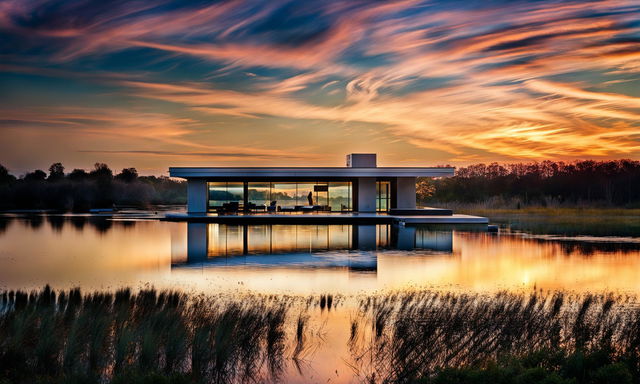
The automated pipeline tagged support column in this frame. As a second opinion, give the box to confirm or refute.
[395,226,417,250]
[355,177,377,212]
[352,225,377,250]
[187,222,208,263]
[187,179,207,214]
[395,177,417,209]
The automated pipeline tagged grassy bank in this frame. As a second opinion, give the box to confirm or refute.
[444,207,640,237]
[421,200,640,215]
[2,288,640,383]
[458,207,640,216]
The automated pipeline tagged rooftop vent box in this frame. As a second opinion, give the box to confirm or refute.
[346,153,377,168]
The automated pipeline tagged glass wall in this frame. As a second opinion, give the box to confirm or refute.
[296,183,316,206]
[248,182,271,207]
[227,182,244,205]
[328,182,351,211]
[209,181,352,211]
[208,182,244,209]
[271,182,297,208]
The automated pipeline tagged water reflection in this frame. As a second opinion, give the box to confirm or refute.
[173,223,453,271]
[1,215,640,293]
[4,214,136,234]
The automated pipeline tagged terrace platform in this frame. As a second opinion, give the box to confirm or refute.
[163,212,488,225]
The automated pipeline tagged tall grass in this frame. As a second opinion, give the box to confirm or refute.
[0,286,296,383]
[3,288,640,383]
[348,291,640,383]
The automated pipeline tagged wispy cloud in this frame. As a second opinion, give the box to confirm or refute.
[78,150,313,160]
[1,0,639,168]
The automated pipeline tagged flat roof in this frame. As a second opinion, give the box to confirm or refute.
[169,167,454,178]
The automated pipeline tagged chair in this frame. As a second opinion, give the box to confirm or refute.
[244,202,256,212]
[267,201,277,212]
[222,201,239,213]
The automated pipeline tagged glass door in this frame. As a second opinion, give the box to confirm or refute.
[376,181,390,212]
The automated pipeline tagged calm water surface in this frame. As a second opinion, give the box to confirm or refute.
[1,214,639,293]
[1,213,639,383]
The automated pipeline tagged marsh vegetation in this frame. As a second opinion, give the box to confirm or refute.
[2,288,640,383]
[349,291,640,383]
[465,208,640,237]
[0,287,317,384]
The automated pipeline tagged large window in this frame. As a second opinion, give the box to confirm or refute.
[376,181,390,212]
[296,183,316,205]
[208,181,352,211]
[208,182,244,209]
[328,182,351,211]
[248,182,271,207]
[271,182,297,208]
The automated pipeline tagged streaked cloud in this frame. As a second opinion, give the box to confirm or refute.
[1,0,639,172]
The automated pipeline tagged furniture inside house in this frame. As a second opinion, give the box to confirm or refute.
[218,201,240,213]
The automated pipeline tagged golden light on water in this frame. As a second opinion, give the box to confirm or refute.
[2,219,639,294]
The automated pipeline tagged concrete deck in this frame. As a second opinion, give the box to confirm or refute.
[163,212,488,225]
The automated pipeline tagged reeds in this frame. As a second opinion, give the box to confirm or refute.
[348,290,640,383]
[0,286,296,383]
[3,288,640,383]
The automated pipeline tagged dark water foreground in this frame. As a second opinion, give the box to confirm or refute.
[2,287,640,384]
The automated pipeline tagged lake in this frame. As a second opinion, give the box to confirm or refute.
[2,213,639,294]
[1,211,640,382]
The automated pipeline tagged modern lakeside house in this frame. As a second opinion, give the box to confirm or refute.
[168,153,487,225]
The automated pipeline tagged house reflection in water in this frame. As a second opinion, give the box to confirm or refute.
[172,223,452,272]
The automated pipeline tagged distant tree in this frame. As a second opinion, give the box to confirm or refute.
[67,169,88,181]
[0,162,186,211]
[88,163,114,207]
[426,159,640,206]
[89,163,113,180]
[48,162,65,181]
[115,168,138,183]
[24,169,47,181]
[0,164,16,184]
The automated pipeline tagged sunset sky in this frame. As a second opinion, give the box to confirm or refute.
[1,0,639,175]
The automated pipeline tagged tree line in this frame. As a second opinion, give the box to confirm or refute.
[418,159,640,207]
[0,163,185,212]
[2,159,639,211]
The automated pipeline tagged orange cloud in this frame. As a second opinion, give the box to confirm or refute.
[1,0,639,167]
